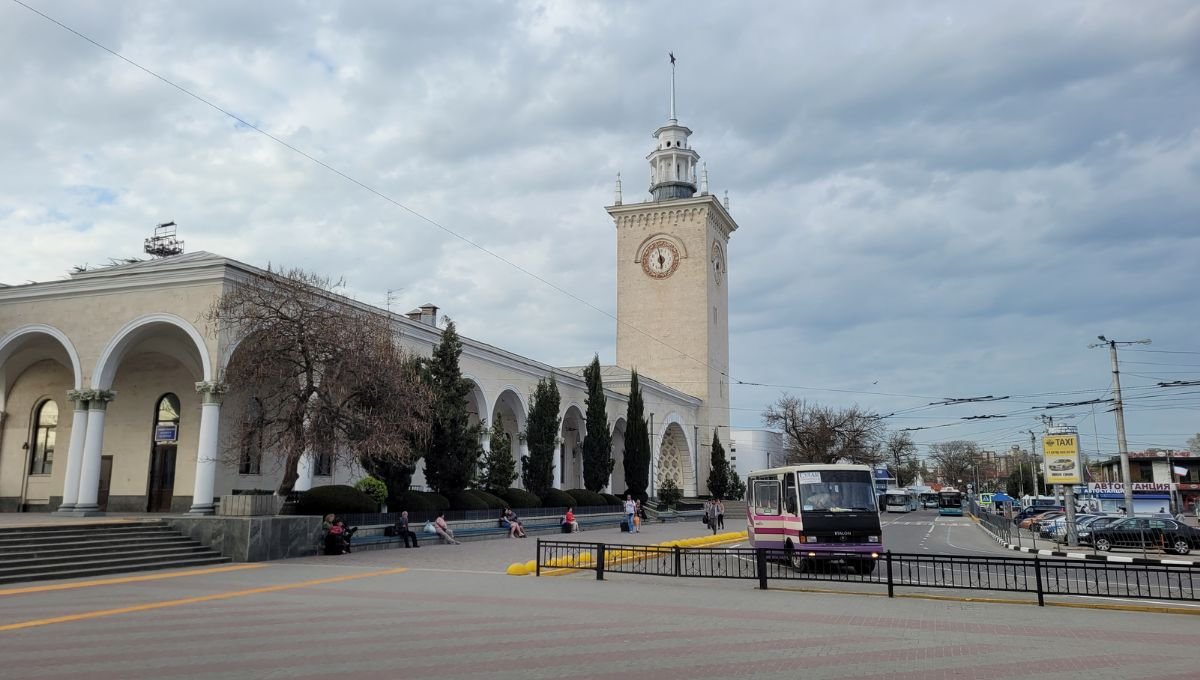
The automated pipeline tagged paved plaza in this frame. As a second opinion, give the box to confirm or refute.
[2,521,1198,679]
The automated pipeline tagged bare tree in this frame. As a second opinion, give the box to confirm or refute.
[885,431,920,487]
[211,267,433,495]
[928,440,980,488]
[762,396,884,466]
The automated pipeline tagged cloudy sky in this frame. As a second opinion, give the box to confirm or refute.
[2,1,1198,461]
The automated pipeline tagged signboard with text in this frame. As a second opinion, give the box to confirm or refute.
[1042,434,1081,485]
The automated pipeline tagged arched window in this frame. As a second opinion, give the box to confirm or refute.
[314,452,333,477]
[153,394,181,443]
[29,399,58,475]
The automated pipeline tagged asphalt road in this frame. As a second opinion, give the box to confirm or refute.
[881,508,1009,556]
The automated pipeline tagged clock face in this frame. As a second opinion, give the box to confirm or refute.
[641,240,680,279]
[711,241,725,284]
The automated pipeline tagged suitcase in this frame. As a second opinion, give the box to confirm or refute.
[620,519,630,532]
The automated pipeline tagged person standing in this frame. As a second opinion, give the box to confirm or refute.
[623,495,637,533]
[715,498,725,530]
[704,500,717,535]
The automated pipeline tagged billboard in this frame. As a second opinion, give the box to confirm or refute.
[1042,434,1081,485]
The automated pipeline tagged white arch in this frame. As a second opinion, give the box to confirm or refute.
[0,323,83,391]
[560,401,585,422]
[656,412,690,452]
[92,313,213,390]
[491,385,529,428]
[461,374,490,426]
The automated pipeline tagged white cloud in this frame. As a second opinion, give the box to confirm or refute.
[1,0,1197,455]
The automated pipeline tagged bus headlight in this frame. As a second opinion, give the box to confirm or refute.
[871,553,879,559]
[868,536,879,542]
[807,552,817,557]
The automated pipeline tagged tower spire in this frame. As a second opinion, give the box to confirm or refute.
[669,51,677,122]
[614,172,623,206]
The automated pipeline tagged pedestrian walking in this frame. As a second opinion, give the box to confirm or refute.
[623,494,637,533]
[704,500,717,535]
[715,498,725,530]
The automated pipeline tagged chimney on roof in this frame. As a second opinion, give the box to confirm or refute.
[419,303,439,328]
[405,308,423,322]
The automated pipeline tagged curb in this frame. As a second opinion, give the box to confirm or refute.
[971,517,1198,568]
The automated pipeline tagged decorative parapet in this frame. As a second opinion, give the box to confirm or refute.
[195,381,228,404]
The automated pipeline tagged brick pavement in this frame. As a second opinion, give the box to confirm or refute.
[1,524,1197,679]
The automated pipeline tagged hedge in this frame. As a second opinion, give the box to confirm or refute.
[600,493,622,506]
[468,489,507,509]
[565,488,607,507]
[497,487,542,509]
[354,477,388,506]
[539,488,576,508]
[391,490,450,513]
[444,490,490,511]
[296,485,379,516]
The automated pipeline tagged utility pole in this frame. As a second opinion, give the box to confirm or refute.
[1090,336,1151,517]
[1028,430,1039,496]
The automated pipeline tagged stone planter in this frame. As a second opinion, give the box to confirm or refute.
[218,494,285,517]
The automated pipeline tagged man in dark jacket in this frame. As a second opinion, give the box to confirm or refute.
[396,510,419,548]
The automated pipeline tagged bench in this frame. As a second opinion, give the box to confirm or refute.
[335,513,625,552]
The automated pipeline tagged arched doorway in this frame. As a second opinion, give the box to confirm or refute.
[560,404,585,490]
[491,388,527,489]
[147,394,180,512]
[610,418,627,494]
[658,422,694,495]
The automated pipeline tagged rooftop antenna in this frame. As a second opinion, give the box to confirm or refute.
[723,190,730,211]
[614,172,623,206]
[144,221,184,258]
[386,288,403,313]
[700,163,709,195]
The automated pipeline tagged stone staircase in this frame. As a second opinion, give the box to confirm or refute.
[0,520,229,585]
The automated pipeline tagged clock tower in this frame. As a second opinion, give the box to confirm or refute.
[606,63,738,496]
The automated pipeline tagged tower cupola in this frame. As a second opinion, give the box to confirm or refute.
[647,53,700,201]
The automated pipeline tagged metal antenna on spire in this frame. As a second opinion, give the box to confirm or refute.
[669,51,677,122]
[614,172,623,206]
[700,163,709,195]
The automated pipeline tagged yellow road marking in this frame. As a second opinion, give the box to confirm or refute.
[0,567,407,632]
[0,564,266,597]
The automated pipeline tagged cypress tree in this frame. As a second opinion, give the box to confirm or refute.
[706,429,731,500]
[622,370,651,500]
[422,321,482,494]
[582,355,614,492]
[522,375,560,497]
[480,413,517,492]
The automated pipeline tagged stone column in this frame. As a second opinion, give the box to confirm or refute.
[74,390,115,514]
[189,381,226,515]
[55,390,91,513]
[294,452,314,492]
[517,439,529,489]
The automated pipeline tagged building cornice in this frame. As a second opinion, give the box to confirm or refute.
[605,193,738,239]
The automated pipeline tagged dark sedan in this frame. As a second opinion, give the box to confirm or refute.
[1088,518,1200,555]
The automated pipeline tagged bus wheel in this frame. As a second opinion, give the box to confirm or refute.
[856,559,877,575]
[784,540,806,571]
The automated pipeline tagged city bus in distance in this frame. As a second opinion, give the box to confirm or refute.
[883,488,919,513]
[746,464,883,574]
[919,492,940,509]
[938,489,964,516]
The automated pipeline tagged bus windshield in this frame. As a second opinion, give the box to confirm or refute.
[939,492,962,508]
[799,470,878,512]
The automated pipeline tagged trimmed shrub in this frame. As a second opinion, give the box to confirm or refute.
[658,478,683,510]
[468,489,507,509]
[565,488,607,508]
[296,485,378,516]
[497,487,542,509]
[354,476,388,507]
[391,490,450,513]
[445,490,490,511]
[600,493,622,506]
[539,488,576,509]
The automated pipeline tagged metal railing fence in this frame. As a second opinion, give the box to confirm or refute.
[969,503,1199,558]
[536,539,1200,605]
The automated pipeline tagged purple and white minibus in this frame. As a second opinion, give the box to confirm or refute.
[746,464,883,573]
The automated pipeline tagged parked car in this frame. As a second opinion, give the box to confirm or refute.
[1048,458,1076,472]
[1077,516,1124,544]
[1042,514,1104,541]
[1088,518,1200,555]
[1020,511,1064,531]
[1013,506,1063,526]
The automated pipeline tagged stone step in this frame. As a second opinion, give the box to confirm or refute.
[0,521,168,537]
[0,534,198,558]
[0,555,231,586]
[0,527,178,549]
[1,544,216,571]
